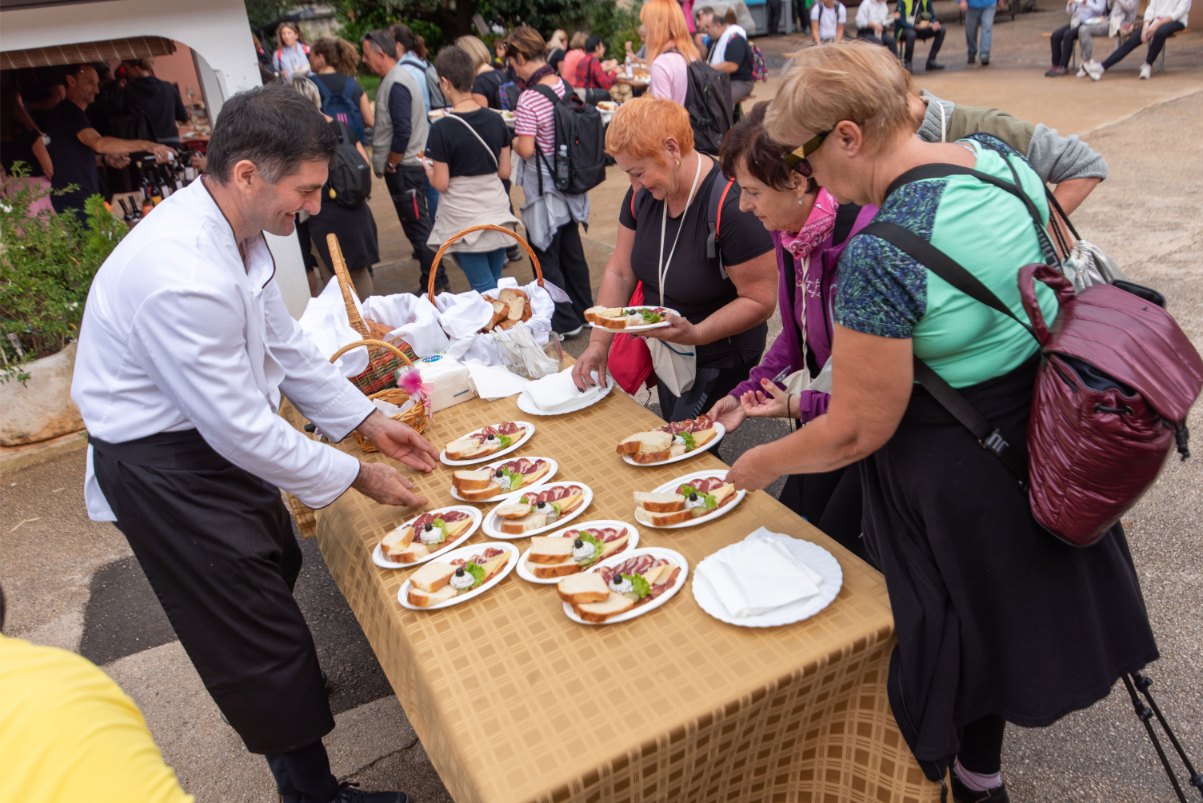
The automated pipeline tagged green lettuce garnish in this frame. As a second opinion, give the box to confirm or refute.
[680,431,697,451]
[676,484,716,511]
[622,572,651,600]
[577,532,605,566]
[702,493,717,511]
[500,466,524,490]
[429,519,448,542]
[639,308,663,323]
[463,562,486,588]
[677,484,698,497]
[498,434,513,448]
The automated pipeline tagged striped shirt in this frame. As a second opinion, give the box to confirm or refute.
[515,79,566,156]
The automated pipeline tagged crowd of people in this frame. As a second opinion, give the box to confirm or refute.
[3,3,1189,801]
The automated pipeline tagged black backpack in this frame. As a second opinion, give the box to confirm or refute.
[325,122,371,209]
[311,74,365,144]
[532,82,607,196]
[683,59,734,156]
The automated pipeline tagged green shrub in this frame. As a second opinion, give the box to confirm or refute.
[0,169,126,384]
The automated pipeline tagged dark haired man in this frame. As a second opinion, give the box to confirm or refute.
[121,58,191,149]
[71,82,434,803]
[45,62,174,220]
[361,30,446,294]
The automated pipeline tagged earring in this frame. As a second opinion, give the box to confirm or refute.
[797,196,808,205]
[675,159,681,168]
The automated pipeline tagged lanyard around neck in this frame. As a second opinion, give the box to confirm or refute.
[657,154,706,305]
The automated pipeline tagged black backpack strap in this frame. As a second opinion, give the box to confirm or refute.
[529,83,564,197]
[704,173,735,276]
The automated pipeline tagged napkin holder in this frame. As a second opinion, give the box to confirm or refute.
[415,355,476,412]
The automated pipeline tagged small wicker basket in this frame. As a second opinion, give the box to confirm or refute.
[329,338,429,452]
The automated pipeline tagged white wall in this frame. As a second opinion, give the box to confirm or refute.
[2,0,312,317]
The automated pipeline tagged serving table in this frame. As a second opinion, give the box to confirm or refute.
[296,389,939,802]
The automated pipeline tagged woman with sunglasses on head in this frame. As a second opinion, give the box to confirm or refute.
[727,41,1156,802]
[706,101,876,561]
[570,95,777,422]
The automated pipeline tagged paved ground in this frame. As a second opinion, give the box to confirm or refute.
[2,11,1202,802]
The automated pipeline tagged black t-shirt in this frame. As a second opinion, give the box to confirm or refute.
[425,109,508,178]
[45,100,99,205]
[471,69,508,110]
[723,35,755,82]
[0,128,44,176]
[618,160,773,364]
[124,76,188,144]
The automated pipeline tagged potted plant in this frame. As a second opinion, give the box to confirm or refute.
[0,169,127,446]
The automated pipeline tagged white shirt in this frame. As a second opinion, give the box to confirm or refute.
[72,178,374,521]
[812,2,848,40]
[857,0,891,31]
[1144,0,1190,25]
[707,24,748,66]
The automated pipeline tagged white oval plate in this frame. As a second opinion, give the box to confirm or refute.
[633,469,747,529]
[449,456,559,505]
[481,481,593,539]
[587,305,678,334]
[372,505,483,569]
[691,534,843,627]
[562,547,689,626]
[516,378,613,417]
[622,422,726,468]
[440,421,535,466]
[516,520,640,584]
[397,542,518,611]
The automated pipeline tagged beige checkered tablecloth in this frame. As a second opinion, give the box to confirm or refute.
[300,390,940,803]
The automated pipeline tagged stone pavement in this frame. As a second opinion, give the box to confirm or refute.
[2,12,1202,802]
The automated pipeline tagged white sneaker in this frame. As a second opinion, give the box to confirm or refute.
[1139,63,1152,80]
[1086,61,1104,81]
[1076,65,1087,78]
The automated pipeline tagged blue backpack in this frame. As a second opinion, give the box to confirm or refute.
[311,74,365,144]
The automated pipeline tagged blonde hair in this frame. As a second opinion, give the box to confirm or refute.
[641,0,700,62]
[455,35,492,70]
[290,75,323,111]
[605,95,694,163]
[766,41,912,152]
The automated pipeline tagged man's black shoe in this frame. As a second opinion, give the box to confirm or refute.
[333,781,408,802]
[968,54,975,64]
[980,56,990,65]
[926,60,946,71]
[950,774,1010,803]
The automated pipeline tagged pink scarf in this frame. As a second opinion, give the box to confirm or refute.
[779,188,838,265]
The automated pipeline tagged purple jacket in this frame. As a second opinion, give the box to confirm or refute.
[729,203,877,423]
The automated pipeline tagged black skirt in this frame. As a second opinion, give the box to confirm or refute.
[308,196,380,272]
[860,357,1158,780]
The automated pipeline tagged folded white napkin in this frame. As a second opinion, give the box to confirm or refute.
[696,529,823,618]
[523,367,604,411]
[465,362,528,400]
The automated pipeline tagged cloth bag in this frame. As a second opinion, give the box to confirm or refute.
[647,339,698,396]
[608,283,656,394]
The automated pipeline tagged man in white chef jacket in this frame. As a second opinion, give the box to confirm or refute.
[71,83,433,803]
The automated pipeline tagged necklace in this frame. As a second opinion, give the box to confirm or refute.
[656,153,706,305]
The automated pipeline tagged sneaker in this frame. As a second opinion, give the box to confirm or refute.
[950,774,1010,803]
[558,325,584,338]
[333,783,408,803]
[1044,66,1067,77]
[968,53,976,64]
[1076,65,1087,77]
[1086,61,1104,81]
[980,56,990,66]
[506,246,523,263]
[1140,63,1152,80]
[925,61,945,71]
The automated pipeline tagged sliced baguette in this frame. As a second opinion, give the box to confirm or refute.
[575,593,636,622]
[644,507,693,527]
[393,543,431,563]
[459,484,501,502]
[634,491,684,513]
[452,468,493,492]
[380,524,415,559]
[532,557,581,579]
[584,306,627,330]
[407,585,457,607]
[494,500,532,520]
[446,436,489,461]
[409,561,455,593]
[527,536,575,564]
[619,430,672,458]
[557,572,610,604]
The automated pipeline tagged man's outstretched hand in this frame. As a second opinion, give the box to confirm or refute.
[357,411,439,473]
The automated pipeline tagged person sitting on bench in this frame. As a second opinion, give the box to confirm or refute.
[1085,0,1189,80]
[895,0,946,72]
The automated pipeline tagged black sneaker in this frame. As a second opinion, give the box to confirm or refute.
[968,53,976,64]
[980,56,990,66]
[926,60,946,71]
[333,782,408,803]
[950,773,1010,803]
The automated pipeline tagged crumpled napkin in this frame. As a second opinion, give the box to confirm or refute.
[523,367,606,411]
[696,528,823,618]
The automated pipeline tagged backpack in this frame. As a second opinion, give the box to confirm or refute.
[750,42,769,81]
[325,121,372,209]
[531,82,607,196]
[311,75,365,144]
[863,161,1203,547]
[402,55,446,109]
[683,59,734,156]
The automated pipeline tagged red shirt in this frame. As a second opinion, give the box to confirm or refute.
[575,55,616,90]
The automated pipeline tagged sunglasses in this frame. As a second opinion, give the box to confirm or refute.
[785,130,831,178]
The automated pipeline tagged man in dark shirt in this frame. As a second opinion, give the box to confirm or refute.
[121,59,191,148]
[46,63,173,221]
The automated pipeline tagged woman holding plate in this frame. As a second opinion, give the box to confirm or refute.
[570,95,776,421]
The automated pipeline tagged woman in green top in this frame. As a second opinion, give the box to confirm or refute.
[728,42,1157,802]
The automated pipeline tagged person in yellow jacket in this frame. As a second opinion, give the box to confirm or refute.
[0,586,192,803]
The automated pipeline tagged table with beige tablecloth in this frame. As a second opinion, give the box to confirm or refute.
[298,389,940,803]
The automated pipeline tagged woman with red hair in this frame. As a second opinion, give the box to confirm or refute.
[641,0,702,105]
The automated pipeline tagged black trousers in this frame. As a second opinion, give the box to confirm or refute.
[794,0,811,30]
[90,430,334,756]
[1050,24,1079,67]
[779,465,869,564]
[533,220,593,333]
[957,715,1006,774]
[1101,21,1185,70]
[384,164,446,293]
[767,0,784,34]
[900,25,946,64]
[655,355,760,423]
[857,29,897,49]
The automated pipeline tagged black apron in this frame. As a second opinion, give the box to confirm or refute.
[91,429,334,754]
[859,357,1159,780]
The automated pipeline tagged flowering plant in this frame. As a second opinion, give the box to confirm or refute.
[0,168,127,384]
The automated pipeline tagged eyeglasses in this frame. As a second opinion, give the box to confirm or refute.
[785,130,831,178]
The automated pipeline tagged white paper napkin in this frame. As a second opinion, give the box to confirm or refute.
[523,367,604,411]
[465,362,529,400]
[696,529,823,618]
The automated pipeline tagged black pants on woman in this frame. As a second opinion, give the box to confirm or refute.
[1100,21,1186,71]
[779,465,869,564]
[1049,23,1080,68]
[534,221,593,334]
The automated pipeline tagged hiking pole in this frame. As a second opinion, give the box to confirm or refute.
[1122,673,1203,801]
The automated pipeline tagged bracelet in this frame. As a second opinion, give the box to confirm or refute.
[786,393,794,420]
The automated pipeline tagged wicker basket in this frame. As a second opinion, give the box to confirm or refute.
[329,338,429,452]
[327,233,418,395]
[427,224,544,302]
